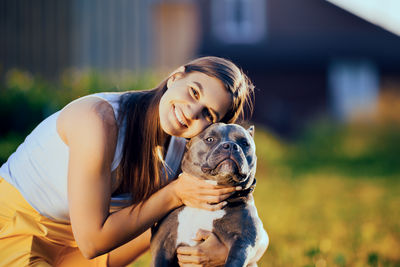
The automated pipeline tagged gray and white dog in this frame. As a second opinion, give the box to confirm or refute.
[151,123,268,266]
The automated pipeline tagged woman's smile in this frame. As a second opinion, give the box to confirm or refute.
[173,105,188,128]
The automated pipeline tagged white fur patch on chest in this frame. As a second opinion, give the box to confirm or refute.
[176,207,226,246]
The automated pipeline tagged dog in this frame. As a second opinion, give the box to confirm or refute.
[150,123,268,266]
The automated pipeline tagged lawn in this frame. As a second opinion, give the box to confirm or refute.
[255,171,400,266]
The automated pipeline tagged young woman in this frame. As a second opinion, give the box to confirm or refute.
[0,56,260,266]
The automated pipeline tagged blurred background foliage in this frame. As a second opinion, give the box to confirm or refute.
[0,69,159,164]
[1,70,400,266]
[2,69,400,178]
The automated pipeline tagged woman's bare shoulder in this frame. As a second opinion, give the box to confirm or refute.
[57,96,118,146]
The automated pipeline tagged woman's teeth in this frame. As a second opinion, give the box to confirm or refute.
[174,107,188,127]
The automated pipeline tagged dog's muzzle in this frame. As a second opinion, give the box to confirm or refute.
[201,141,249,182]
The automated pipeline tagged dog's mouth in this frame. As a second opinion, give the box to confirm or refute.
[215,158,239,174]
[201,156,247,182]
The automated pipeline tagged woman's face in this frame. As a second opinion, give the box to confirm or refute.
[159,71,232,138]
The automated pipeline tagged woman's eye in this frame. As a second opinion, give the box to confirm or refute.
[206,137,214,142]
[203,109,214,123]
[190,87,199,99]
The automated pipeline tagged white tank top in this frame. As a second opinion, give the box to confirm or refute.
[0,92,186,222]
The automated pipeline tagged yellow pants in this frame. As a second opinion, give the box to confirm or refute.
[0,178,108,267]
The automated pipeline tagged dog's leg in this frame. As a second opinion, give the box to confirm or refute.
[224,240,254,267]
[151,248,178,267]
[151,232,179,267]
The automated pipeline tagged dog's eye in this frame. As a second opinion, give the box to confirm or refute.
[206,137,214,143]
[242,140,250,147]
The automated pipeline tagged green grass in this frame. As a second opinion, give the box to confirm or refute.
[253,124,400,266]
[255,171,400,266]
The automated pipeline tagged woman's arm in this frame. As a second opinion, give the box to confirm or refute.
[59,97,237,259]
[107,229,151,267]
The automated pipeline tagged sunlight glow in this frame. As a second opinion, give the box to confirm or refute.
[326,0,400,36]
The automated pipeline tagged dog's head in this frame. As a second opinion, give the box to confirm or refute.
[181,123,257,190]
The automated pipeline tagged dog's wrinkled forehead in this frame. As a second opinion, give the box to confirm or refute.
[193,123,255,148]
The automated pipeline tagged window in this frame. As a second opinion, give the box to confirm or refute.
[211,0,267,44]
[328,59,379,121]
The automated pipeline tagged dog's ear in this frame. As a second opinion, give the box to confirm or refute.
[247,125,255,138]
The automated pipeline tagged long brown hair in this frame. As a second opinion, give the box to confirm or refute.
[117,56,254,205]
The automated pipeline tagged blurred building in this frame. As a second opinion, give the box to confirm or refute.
[197,0,400,136]
[1,0,400,136]
[0,0,198,77]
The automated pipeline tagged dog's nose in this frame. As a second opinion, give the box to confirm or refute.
[222,142,239,151]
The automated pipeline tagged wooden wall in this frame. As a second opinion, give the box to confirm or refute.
[0,0,154,80]
[0,0,72,80]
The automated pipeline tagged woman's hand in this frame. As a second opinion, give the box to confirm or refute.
[170,172,241,211]
[177,229,228,267]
